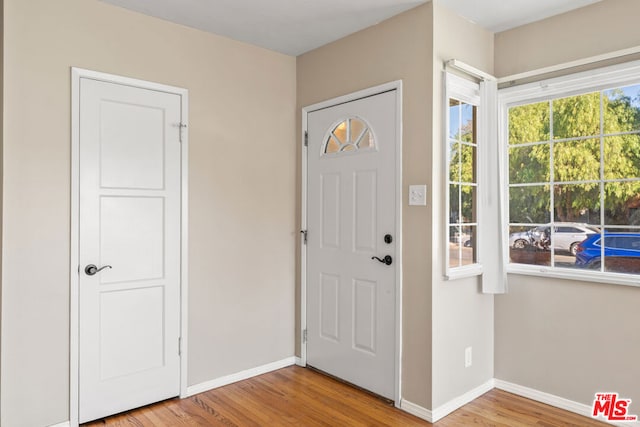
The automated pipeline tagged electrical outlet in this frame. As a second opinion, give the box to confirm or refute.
[465,347,472,368]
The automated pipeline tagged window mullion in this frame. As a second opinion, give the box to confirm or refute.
[458,136,463,266]
[599,91,606,272]
[549,99,556,267]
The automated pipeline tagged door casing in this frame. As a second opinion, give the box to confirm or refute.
[300,81,403,404]
[70,68,189,427]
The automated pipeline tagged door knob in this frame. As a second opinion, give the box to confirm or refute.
[371,255,393,265]
[85,264,112,276]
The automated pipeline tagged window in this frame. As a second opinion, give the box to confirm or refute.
[323,117,375,154]
[501,61,640,282]
[446,74,481,277]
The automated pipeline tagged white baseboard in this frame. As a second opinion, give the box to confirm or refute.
[495,379,640,427]
[185,356,296,397]
[400,379,494,423]
[48,422,70,427]
[400,399,433,422]
[401,378,638,426]
[432,379,495,422]
[295,356,304,366]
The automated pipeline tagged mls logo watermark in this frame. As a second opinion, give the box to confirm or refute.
[592,393,638,422]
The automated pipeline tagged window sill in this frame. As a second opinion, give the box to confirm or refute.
[446,264,483,281]
[507,264,640,288]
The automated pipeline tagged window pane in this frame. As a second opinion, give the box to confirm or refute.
[460,103,476,144]
[604,134,640,180]
[553,184,599,223]
[326,136,340,154]
[604,84,640,134]
[460,144,476,184]
[509,225,533,250]
[553,92,601,139]
[351,119,366,142]
[509,144,549,184]
[449,99,460,139]
[604,182,640,225]
[460,185,476,223]
[509,225,550,266]
[553,138,600,182]
[449,141,460,183]
[449,225,463,269]
[601,230,640,274]
[333,121,347,143]
[551,223,600,268]
[449,184,460,224]
[509,102,550,144]
[461,225,476,266]
[358,130,373,149]
[449,225,476,268]
[509,186,550,223]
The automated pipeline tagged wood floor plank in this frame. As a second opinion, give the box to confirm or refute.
[83,366,609,426]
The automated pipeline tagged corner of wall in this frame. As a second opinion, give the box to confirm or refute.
[430,0,495,409]
[493,0,640,410]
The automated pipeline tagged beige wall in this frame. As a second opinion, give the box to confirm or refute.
[297,3,434,408]
[494,0,640,408]
[1,1,296,426]
[496,278,640,404]
[431,0,495,408]
[495,0,640,78]
[4,0,639,425]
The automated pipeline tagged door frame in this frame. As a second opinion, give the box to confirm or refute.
[300,81,403,404]
[69,68,189,427]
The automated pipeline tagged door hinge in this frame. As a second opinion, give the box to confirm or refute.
[178,337,182,356]
[304,131,308,147]
[303,329,307,344]
[176,123,187,143]
[301,230,308,245]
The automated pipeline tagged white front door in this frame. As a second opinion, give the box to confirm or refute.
[306,90,398,400]
[78,77,183,423]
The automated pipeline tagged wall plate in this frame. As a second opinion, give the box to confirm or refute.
[409,185,427,206]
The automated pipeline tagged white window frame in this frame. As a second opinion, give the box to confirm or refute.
[445,73,484,279]
[499,59,640,288]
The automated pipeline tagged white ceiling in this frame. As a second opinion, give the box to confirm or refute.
[99,0,603,56]
[99,0,427,56]
[439,0,602,32]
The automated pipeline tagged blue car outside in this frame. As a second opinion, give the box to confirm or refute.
[575,232,640,268]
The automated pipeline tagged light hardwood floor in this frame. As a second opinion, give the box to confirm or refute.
[83,365,608,426]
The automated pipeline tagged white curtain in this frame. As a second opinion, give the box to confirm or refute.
[479,79,508,294]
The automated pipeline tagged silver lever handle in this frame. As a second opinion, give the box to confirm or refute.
[85,264,112,276]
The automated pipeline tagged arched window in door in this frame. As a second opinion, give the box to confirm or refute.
[323,117,375,154]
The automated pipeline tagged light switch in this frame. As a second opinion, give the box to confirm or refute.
[409,185,427,206]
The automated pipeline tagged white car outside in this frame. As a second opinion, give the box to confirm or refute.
[509,223,600,255]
